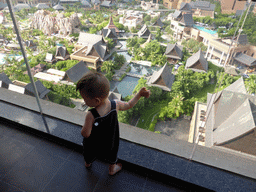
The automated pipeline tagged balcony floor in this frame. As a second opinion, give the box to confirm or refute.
[0,119,208,192]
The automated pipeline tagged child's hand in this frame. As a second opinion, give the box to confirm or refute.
[139,87,151,98]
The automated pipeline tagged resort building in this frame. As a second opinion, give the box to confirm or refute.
[224,66,240,76]
[24,80,50,99]
[35,3,50,9]
[146,63,175,91]
[103,16,120,36]
[45,53,55,63]
[140,34,152,48]
[164,43,183,64]
[170,13,194,40]
[0,74,50,100]
[151,17,164,29]
[53,3,65,11]
[137,25,151,40]
[118,10,143,30]
[59,0,80,6]
[64,61,90,83]
[163,0,190,10]
[108,87,122,101]
[70,32,108,70]
[100,1,115,8]
[202,78,256,156]
[204,34,256,66]
[141,0,159,11]
[167,10,182,21]
[24,40,37,51]
[179,1,215,18]
[169,13,256,67]
[23,63,46,76]
[0,72,12,89]
[55,46,70,61]
[101,28,118,44]
[220,0,247,14]
[145,10,160,18]
[185,49,208,73]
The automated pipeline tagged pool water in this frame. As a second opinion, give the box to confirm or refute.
[119,41,127,49]
[110,76,139,98]
[193,25,217,35]
[129,62,159,76]
[0,53,22,65]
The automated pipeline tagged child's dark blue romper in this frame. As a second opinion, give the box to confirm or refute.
[83,100,119,164]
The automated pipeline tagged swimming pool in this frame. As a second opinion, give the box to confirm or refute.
[110,76,139,97]
[129,62,159,76]
[0,53,22,65]
[193,25,217,35]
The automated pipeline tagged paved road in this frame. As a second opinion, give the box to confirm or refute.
[154,116,191,141]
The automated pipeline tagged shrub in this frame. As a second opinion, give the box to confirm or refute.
[125,66,131,72]
[119,73,126,81]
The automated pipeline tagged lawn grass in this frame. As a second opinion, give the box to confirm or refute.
[208,62,223,74]
[136,101,169,130]
[137,104,162,130]
[192,83,217,102]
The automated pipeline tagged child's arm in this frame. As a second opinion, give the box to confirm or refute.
[81,111,95,138]
[115,87,151,111]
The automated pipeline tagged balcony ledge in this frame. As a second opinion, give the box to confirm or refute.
[0,88,256,191]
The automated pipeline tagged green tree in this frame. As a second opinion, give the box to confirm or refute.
[155,28,163,42]
[245,75,256,94]
[101,60,115,73]
[113,53,126,69]
[151,16,158,24]
[143,15,151,23]
[105,38,115,50]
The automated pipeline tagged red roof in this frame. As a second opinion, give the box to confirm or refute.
[105,16,119,32]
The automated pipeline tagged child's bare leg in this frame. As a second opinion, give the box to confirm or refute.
[109,163,122,175]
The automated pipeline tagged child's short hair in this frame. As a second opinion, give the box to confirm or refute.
[76,71,110,99]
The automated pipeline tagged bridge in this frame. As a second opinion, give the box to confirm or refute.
[116,49,128,52]
[126,73,144,78]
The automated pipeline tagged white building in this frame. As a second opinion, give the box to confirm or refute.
[146,10,160,18]
[118,9,143,30]
[141,1,159,10]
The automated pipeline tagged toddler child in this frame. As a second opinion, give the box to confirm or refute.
[76,71,150,175]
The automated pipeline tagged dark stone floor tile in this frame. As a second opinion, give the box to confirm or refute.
[0,122,44,147]
[118,140,158,170]
[145,179,185,192]
[42,159,105,192]
[95,161,148,189]
[0,135,34,179]
[33,136,74,160]
[66,149,88,165]
[0,180,25,192]
[67,150,110,174]
[93,171,145,192]
[2,147,66,192]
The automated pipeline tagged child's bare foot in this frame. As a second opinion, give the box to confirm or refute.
[109,163,122,175]
[85,162,92,168]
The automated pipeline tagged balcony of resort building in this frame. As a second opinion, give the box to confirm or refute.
[1,3,256,191]
[0,77,256,191]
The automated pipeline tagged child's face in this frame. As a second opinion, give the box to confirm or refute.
[80,91,99,108]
